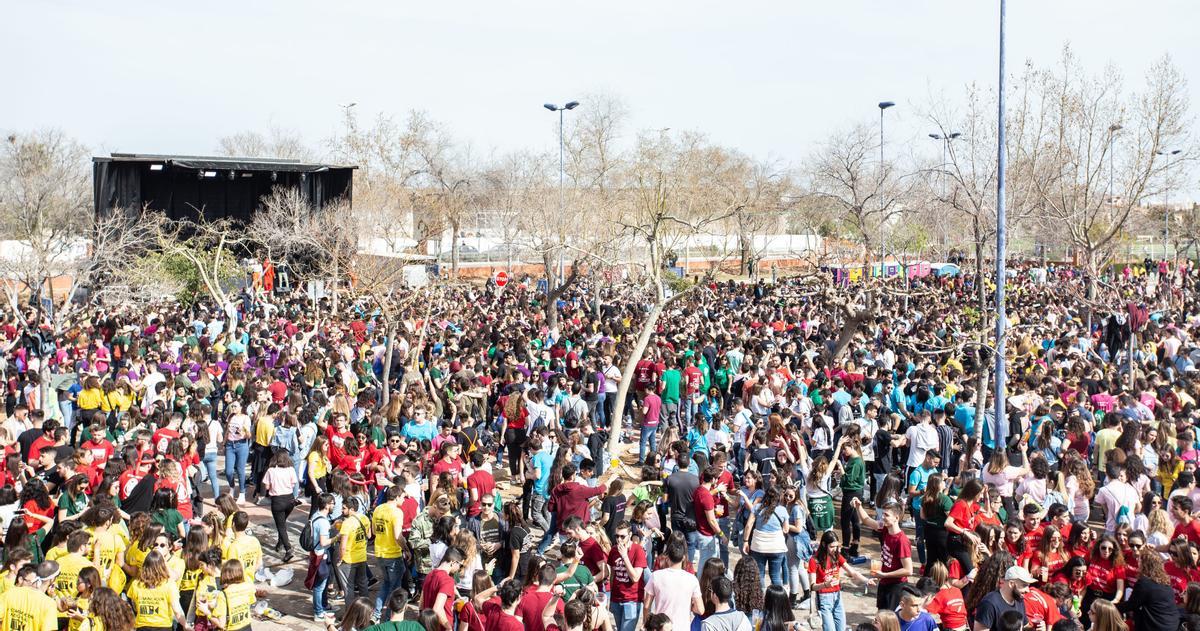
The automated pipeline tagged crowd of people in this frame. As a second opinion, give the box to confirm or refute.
[0,257,1196,631]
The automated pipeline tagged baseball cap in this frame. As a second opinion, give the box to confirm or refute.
[1004,566,1037,584]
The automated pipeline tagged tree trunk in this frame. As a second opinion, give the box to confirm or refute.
[450,221,461,279]
[380,319,396,407]
[543,251,558,331]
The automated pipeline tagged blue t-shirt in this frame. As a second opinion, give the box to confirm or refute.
[954,405,976,435]
[899,612,938,631]
[907,466,936,510]
[312,514,332,554]
[402,420,437,443]
[532,450,556,496]
[753,505,790,533]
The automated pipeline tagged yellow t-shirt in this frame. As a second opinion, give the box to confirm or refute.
[54,552,95,613]
[167,555,185,582]
[124,542,150,577]
[372,503,402,559]
[307,451,329,481]
[339,514,371,564]
[127,579,177,628]
[254,417,275,447]
[0,585,59,631]
[179,566,204,593]
[212,583,256,631]
[77,389,105,411]
[0,571,14,597]
[90,529,127,588]
[221,534,262,584]
[67,596,90,631]
[45,546,68,564]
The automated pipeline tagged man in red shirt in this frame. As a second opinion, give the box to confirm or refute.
[1169,496,1200,548]
[466,451,495,531]
[564,516,609,586]
[540,463,613,554]
[421,547,465,630]
[1022,504,1046,549]
[81,421,114,467]
[607,522,647,631]
[693,466,725,570]
[517,565,565,631]
[852,498,913,611]
[1023,585,1064,627]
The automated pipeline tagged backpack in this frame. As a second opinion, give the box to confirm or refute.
[300,514,328,552]
[561,398,583,429]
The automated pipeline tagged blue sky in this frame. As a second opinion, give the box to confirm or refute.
[2,1,1195,197]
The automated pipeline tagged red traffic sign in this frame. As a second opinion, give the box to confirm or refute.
[494,271,508,287]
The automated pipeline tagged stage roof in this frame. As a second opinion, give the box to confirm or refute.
[93,153,356,173]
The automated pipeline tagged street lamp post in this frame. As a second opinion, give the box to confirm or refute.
[544,100,580,287]
[1157,149,1182,261]
[878,101,895,275]
[993,0,1009,448]
[928,132,963,198]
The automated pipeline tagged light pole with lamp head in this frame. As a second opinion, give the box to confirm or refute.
[544,100,581,287]
[878,101,895,275]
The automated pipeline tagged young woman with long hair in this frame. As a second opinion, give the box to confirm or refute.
[261,450,299,560]
[1082,534,1126,623]
[699,558,728,617]
[759,584,795,631]
[1063,454,1096,523]
[1025,527,1068,584]
[1120,549,1180,631]
[920,474,953,572]
[1066,522,1095,559]
[806,531,870,631]
[733,557,764,623]
[944,479,985,576]
[127,550,187,631]
[87,586,136,631]
[743,486,791,588]
[1088,599,1128,631]
[923,562,968,631]
[963,551,1015,617]
[199,559,256,631]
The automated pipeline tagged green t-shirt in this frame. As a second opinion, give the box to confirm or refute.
[152,509,184,540]
[840,457,866,492]
[556,563,594,600]
[922,494,954,528]
[661,370,682,404]
[57,492,87,518]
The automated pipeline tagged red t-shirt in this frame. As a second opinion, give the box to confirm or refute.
[460,598,501,631]
[947,500,979,532]
[926,586,968,630]
[1172,519,1200,547]
[1086,558,1125,594]
[152,428,180,454]
[683,367,703,395]
[431,457,464,484]
[484,611,523,631]
[338,452,365,475]
[608,544,648,603]
[807,554,845,594]
[517,589,564,631]
[399,497,418,532]
[552,482,605,524]
[693,486,717,536]
[1029,551,1067,583]
[1023,588,1064,627]
[467,470,496,517]
[80,438,112,467]
[420,568,457,629]
[28,436,57,462]
[580,537,607,576]
[22,500,53,535]
[879,528,911,586]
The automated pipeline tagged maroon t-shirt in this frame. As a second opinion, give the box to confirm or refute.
[553,481,605,523]
[466,470,495,517]
[580,537,607,576]
[879,528,912,586]
[608,544,648,603]
[484,611,523,631]
[693,486,717,536]
[421,568,457,628]
[517,589,564,631]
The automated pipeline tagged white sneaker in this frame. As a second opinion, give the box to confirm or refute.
[237,492,246,504]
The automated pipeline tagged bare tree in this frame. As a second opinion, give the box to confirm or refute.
[1030,48,1190,281]
[217,126,312,160]
[250,187,357,311]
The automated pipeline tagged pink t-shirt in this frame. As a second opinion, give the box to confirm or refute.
[645,567,701,631]
[262,466,298,496]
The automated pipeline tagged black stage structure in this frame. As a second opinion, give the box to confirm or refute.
[93,153,355,223]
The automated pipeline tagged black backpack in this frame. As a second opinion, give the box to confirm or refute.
[300,514,328,552]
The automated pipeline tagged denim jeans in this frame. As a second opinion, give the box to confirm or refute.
[224,440,250,495]
[537,512,559,554]
[717,517,732,568]
[752,550,786,587]
[374,556,407,617]
[530,493,550,531]
[817,591,846,631]
[914,515,927,565]
[685,530,701,564]
[697,533,720,572]
[595,393,607,427]
[201,451,220,500]
[312,554,331,617]
[638,424,659,465]
[610,600,641,631]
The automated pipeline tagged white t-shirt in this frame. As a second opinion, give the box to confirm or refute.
[603,365,621,394]
[646,567,701,631]
[904,423,940,468]
[1096,480,1139,533]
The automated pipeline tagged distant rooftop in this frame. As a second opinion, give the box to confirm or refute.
[93,153,356,173]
